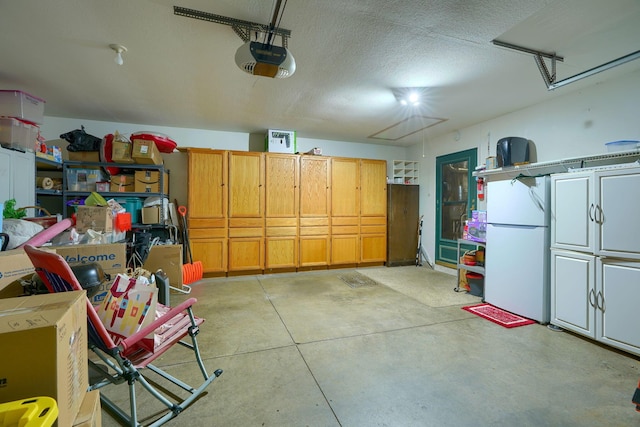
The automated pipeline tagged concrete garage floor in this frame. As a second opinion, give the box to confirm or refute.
[99,266,639,426]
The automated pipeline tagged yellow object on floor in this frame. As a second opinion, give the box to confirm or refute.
[0,396,58,427]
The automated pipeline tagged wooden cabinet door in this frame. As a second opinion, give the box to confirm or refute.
[228,237,264,271]
[300,156,330,218]
[387,184,419,266]
[360,159,387,217]
[360,233,386,263]
[228,151,264,219]
[299,235,330,267]
[360,159,387,263]
[187,149,227,220]
[331,157,359,217]
[331,234,359,265]
[191,238,227,273]
[265,153,299,218]
[187,149,228,273]
[266,236,298,269]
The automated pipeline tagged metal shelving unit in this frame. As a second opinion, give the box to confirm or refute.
[454,238,485,293]
[62,161,167,225]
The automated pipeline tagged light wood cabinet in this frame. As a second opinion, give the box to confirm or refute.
[228,151,265,271]
[331,157,360,265]
[299,156,331,267]
[186,150,386,274]
[359,159,387,263]
[265,153,299,270]
[187,148,228,273]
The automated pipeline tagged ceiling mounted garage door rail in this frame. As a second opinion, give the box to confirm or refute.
[492,39,640,91]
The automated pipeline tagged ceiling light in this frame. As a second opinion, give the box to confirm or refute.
[109,44,127,66]
[392,87,427,107]
[235,41,296,78]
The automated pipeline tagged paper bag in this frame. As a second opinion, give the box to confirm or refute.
[97,273,158,351]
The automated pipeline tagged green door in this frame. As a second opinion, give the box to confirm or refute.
[435,149,477,266]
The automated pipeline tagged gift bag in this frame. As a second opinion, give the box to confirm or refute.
[97,273,158,352]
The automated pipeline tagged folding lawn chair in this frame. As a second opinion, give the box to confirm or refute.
[23,244,223,427]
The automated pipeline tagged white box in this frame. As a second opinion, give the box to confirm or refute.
[266,129,296,153]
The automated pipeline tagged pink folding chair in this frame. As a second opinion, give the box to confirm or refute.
[23,245,222,426]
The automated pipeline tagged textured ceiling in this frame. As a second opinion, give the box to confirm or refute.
[0,0,639,147]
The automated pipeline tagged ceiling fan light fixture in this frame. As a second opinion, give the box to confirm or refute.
[235,41,296,78]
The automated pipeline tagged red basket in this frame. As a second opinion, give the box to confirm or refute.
[19,206,58,229]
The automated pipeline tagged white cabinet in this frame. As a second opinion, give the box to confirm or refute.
[550,172,593,252]
[550,249,596,337]
[597,258,640,355]
[551,250,640,356]
[551,167,640,259]
[0,146,35,214]
[550,165,640,357]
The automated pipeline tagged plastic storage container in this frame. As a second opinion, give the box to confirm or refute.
[466,272,484,297]
[116,197,142,223]
[0,117,33,151]
[0,90,46,124]
[605,140,639,152]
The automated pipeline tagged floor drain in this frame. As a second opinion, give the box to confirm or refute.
[338,273,378,288]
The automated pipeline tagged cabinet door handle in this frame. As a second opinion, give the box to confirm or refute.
[588,289,597,308]
[596,290,606,313]
[596,204,603,225]
[588,204,595,222]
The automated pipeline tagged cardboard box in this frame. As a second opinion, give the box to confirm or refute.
[141,206,160,224]
[132,139,163,165]
[53,243,127,306]
[0,291,88,427]
[73,389,102,427]
[134,170,169,193]
[0,248,35,296]
[265,129,296,153]
[111,140,134,164]
[76,206,114,233]
[110,174,135,192]
[68,151,100,162]
[54,243,126,278]
[143,244,183,288]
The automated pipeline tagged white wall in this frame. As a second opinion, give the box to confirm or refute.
[408,69,640,265]
[40,118,407,178]
[41,70,640,268]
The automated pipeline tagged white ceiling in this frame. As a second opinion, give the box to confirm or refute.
[1,0,639,147]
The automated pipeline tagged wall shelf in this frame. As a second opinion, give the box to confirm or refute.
[475,149,640,181]
[392,160,419,185]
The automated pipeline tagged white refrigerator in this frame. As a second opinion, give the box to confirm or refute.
[484,176,551,323]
